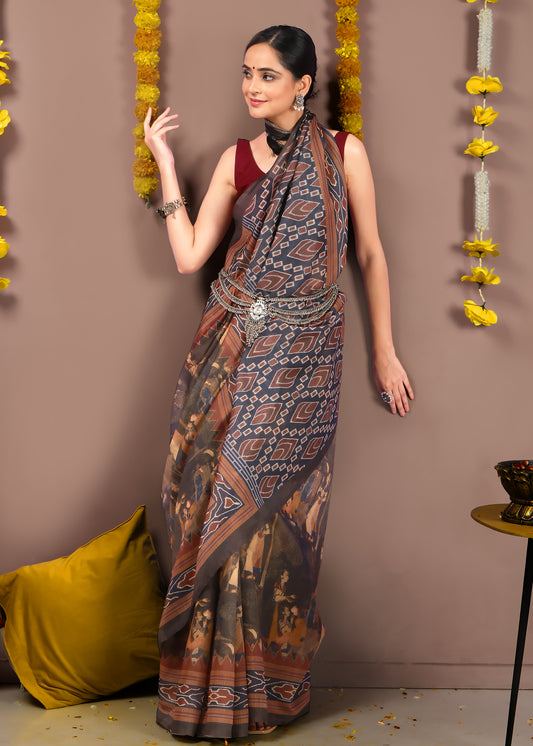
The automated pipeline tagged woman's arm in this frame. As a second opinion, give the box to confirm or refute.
[343,134,414,417]
[144,107,238,274]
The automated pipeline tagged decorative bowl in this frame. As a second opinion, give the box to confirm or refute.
[494,460,533,524]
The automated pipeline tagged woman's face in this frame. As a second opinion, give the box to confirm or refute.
[242,43,310,128]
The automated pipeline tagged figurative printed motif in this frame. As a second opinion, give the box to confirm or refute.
[157,111,348,740]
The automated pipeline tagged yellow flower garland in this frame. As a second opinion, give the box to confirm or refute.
[0,40,11,290]
[132,0,162,207]
[461,0,501,326]
[335,0,363,140]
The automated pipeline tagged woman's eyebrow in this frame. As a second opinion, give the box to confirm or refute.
[242,64,281,74]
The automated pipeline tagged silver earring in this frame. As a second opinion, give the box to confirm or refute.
[293,93,305,112]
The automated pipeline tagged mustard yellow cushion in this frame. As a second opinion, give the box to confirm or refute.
[0,506,164,708]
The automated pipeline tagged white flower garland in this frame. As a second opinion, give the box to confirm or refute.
[477,7,493,72]
[474,169,490,234]
[462,0,502,327]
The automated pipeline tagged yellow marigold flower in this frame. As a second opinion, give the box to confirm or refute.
[134,101,159,121]
[135,0,161,10]
[336,0,360,7]
[461,266,501,285]
[137,66,160,85]
[466,75,503,94]
[132,157,158,177]
[133,122,145,138]
[0,236,9,258]
[335,41,360,59]
[336,7,359,24]
[134,11,161,31]
[0,276,10,289]
[0,108,10,134]
[134,29,162,51]
[340,112,363,138]
[472,105,499,126]
[339,91,362,111]
[133,50,160,68]
[466,0,499,3]
[465,138,499,158]
[0,205,6,216]
[336,24,360,44]
[133,175,158,200]
[135,141,153,160]
[0,70,10,86]
[338,76,362,95]
[336,57,361,78]
[464,300,498,326]
[462,237,500,258]
[135,83,160,103]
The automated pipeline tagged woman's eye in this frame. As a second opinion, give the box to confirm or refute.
[263,74,274,81]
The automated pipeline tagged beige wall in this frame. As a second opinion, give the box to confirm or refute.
[2,0,533,687]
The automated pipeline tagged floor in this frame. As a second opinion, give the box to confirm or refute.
[1,684,532,746]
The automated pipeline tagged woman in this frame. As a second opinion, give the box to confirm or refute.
[144,25,413,740]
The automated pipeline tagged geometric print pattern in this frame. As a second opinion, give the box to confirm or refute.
[157,112,348,739]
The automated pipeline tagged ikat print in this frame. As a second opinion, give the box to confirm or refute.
[158,113,348,738]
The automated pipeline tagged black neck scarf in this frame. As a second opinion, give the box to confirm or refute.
[264,119,293,155]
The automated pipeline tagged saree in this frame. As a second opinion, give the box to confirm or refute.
[157,110,348,739]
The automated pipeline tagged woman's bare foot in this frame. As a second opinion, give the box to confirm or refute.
[249,722,277,734]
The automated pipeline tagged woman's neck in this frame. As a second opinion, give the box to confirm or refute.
[264,110,302,132]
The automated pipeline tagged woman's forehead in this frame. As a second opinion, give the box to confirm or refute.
[243,43,283,70]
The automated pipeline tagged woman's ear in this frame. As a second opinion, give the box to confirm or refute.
[298,74,313,98]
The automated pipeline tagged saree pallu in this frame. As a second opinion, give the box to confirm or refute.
[157,111,348,739]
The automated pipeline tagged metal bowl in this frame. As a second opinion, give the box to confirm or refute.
[495,460,533,524]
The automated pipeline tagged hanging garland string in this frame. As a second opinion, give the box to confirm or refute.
[461,0,502,326]
[0,39,11,290]
[132,0,161,207]
[335,0,363,141]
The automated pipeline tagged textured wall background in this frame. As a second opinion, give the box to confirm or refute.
[1,0,533,687]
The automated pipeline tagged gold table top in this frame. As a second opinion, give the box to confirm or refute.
[471,504,533,539]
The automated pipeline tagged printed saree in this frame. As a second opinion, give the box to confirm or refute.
[157,110,348,739]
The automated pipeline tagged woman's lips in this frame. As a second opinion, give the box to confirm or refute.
[249,98,266,106]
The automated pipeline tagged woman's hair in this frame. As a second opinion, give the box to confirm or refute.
[245,26,317,100]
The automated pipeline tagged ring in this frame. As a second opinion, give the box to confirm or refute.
[380,391,393,405]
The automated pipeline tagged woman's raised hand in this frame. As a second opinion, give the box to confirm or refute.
[143,106,180,166]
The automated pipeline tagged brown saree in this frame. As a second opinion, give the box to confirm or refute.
[157,111,348,739]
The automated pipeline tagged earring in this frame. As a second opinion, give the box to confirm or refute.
[293,93,305,112]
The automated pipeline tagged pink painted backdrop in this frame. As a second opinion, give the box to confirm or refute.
[1,0,533,687]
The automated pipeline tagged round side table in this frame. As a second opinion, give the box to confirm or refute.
[472,504,533,746]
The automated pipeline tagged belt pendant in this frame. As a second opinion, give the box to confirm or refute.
[244,298,269,345]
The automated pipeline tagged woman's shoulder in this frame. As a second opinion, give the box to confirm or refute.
[326,129,364,149]
[209,143,238,191]
[325,129,351,161]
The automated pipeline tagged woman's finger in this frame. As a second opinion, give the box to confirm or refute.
[144,106,153,130]
[150,115,179,137]
[398,388,410,415]
[403,377,415,400]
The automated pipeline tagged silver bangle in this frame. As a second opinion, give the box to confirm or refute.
[156,197,188,219]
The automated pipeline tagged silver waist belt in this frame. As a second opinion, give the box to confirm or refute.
[211,269,339,345]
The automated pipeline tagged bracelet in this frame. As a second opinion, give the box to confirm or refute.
[156,197,188,219]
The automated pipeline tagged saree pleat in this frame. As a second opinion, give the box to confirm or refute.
[157,111,348,738]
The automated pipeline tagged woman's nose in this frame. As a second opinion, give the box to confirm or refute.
[248,75,261,94]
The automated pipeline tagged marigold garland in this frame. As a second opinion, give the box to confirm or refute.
[0,40,11,290]
[335,0,363,140]
[461,0,501,326]
[133,0,162,207]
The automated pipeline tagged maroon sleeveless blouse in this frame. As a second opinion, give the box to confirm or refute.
[235,130,349,198]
